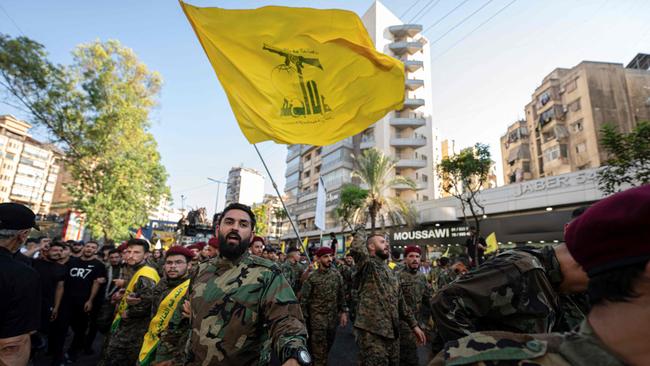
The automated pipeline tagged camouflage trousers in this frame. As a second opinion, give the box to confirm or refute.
[356,329,399,366]
[99,318,148,366]
[399,323,418,366]
[308,327,336,366]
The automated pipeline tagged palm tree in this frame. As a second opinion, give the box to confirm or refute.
[353,148,417,232]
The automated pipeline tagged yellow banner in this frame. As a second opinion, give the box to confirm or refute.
[180,2,405,145]
[485,232,498,254]
[111,266,160,333]
[138,279,190,366]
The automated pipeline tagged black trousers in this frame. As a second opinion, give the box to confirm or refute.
[67,301,90,353]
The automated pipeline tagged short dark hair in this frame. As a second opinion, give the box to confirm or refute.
[49,241,66,249]
[219,203,256,229]
[127,238,150,253]
[26,237,39,245]
[84,241,99,247]
[366,233,385,244]
[391,249,401,258]
[68,240,81,246]
[588,260,648,306]
[438,257,450,266]
[108,249,121,256]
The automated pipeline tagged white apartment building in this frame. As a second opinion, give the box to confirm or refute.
[0,115,61,214]
[225,166,265,207]
[283,1,440,238]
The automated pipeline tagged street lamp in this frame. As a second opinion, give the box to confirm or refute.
[207,177,227,215]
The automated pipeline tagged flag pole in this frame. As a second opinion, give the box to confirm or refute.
[253,144,310,264]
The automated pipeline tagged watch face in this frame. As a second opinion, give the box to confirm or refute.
[299,349,312,364]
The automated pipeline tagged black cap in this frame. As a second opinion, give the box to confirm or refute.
[0,203,39,231]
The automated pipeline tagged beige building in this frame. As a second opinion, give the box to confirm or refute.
[501,54,650,184]
[0,115,62,214]
[439,139,497,197]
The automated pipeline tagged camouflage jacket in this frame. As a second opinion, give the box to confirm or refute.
[429,320,624,366]
[184,253,307,366]
[300,266,347,330]
[338,263,356,300]
[435,267,456,290]
[125,262,158,320]
[349,230,417,339]
[281,260,306,294]
[431,247,586,344]
[398,268,432,328]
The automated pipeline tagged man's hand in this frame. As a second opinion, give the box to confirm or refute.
[413,326,426,346]
[281,359,299,366]
[113,279,126,288]
[125,293,142,306]
[339,312,348,328]
[182,300,191,319]
[50,307,58,321]
[84,300,93,313]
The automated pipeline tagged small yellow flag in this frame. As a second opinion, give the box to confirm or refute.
[301,236,309,254]
[180,2,405,145]
[485,232,498,254]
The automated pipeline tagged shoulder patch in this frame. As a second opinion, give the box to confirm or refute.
[443,332,548,366]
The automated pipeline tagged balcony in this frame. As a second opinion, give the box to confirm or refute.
[390,136,427,148]
[390,116,426,128]
[405,79,424,91]
[360,137,375,150]
[395,159,427,169]
[402,98,425,109]
[394,181,427,191]
[388,24,423,38]
[404,60,423,72]
[389,41,423,55]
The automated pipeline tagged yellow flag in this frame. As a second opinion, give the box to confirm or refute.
[280,241,286,254]
[442,247,450,257]
[301,236,309,254]
[180,2,405,145]
[485,232,498,254]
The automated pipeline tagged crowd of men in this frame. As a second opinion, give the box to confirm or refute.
[0,184,649,366]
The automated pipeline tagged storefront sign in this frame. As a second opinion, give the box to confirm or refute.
[390,224,470,246]
[513,170,598,197]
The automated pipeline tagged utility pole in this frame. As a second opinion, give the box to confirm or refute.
[180,195,186,213]
[207,177,227,215]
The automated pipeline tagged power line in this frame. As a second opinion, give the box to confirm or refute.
[428,0,496,45]
[0,4,26,36]
[408,0,441,23]
[400,0,423,19]
[419,0,472,34]
[431,0,519,62]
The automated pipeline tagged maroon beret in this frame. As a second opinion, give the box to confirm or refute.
[565,185,650,276]
[252,235,265,245]
[315,246,333,257]
[208,237,219,249]
[166,246,194,260]
[117,242,128,252]
[188,242,207,251]
[404,245,421,256]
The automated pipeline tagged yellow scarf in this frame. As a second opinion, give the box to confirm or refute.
[111,265,160,333]
[138,279,190,366]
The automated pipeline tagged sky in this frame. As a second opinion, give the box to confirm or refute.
[1,0,649,216]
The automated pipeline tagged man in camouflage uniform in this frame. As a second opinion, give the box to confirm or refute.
[398,246,433,366]
[281,247,306,295]
[100,239,159,366]
[430,241,590,353]
[349,230,426,366]
[156,203,309,366]
[338,253,356,321]
[142,246,194,365]
[430,185,650,366]
[300,246,348,366]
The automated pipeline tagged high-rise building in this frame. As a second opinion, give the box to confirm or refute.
[225,166,265,207]
[283,1,440,236]
[0,115,62,214]
[258,194,286,242]
[501,54,650,184]
[439,139,498,197]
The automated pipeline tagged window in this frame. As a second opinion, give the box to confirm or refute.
[422,174,428,183]
[423,195,429,201]
[538,91,551,107]
[522,161,531,173]
[565,79,577,93]
[543,144,568,163]
[539,108,555,126]
[575,142,587,154]
[568,98,581,112]
[570,119,584,133]
[4,153,14,160]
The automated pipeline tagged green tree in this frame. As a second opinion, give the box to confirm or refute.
[352,148,416,232]
[252,203,269,236]
[334,183,368,232]
[598,121,650,194]
[437,143,492,265]
[0,35,169,240]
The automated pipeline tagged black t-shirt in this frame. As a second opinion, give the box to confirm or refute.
[465,236,487,259]
[0,247,41,338]
[32,259,65,309]
[64,257,107,304]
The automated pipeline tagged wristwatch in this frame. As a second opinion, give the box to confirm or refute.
[290,348,312,365]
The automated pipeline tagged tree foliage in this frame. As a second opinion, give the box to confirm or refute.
[334,183,368,232]
[0,34,169,239]
[352,148,416,232]
[252,203,269,236]
[437,143,492,234]
[598,121,650,194]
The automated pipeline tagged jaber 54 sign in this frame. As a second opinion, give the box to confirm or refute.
[390,224,470,246]
[513,170,598,197]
